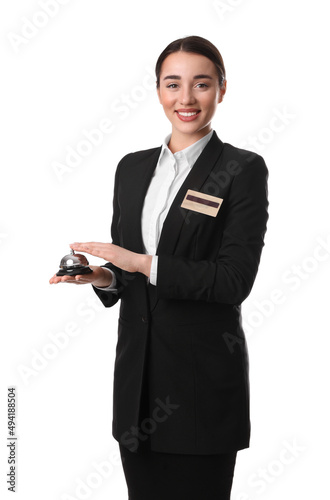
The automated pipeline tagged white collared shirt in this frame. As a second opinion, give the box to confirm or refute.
[96,129,214,290]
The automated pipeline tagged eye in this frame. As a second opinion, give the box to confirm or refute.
[166,83,179,89]
[195,83,208,88]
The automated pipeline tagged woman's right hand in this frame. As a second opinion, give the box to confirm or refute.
[49,265,113,288]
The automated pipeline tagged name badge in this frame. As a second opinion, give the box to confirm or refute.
[181,189,223,217]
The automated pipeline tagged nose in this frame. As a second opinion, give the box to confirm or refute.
[179,85,196,106]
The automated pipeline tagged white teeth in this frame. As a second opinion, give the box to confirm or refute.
[178,111,198,117]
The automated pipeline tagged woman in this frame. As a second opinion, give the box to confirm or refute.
[50,36,269,500]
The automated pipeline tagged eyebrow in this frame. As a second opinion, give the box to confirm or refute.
[163,74,213,81]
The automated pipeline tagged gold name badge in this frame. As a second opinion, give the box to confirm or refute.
[181,189,223,217]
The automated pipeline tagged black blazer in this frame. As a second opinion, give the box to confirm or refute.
[93,130,269,454]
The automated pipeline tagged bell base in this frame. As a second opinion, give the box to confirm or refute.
[56,266,93,276]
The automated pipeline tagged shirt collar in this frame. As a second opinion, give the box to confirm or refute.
[160,129,214,168]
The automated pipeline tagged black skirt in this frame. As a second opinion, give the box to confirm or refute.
[119,441,237,500]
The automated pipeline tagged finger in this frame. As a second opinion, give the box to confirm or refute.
[69,242,98,256]
[49,275,67,284]
[64,275,92,284]
[58,282,83,285]
[50,275,89,284]
[70,242,112,259]
[74,275,93,283]
[70,242,111,252]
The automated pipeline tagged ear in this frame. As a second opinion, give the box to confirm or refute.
[157,86,162,104]
[218,79,227,103]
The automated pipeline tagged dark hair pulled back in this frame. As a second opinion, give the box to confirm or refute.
[155,35,226,89]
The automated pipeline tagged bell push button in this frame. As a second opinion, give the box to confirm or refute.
[56,249,93,276]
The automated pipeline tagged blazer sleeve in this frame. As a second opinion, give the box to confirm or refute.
[92,155,129,308]
[156,155,269,305]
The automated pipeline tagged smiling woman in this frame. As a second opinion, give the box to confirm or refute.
[49,35,269,500]
[156,43,227,150]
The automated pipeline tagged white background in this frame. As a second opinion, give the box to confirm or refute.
[0,0,329,499]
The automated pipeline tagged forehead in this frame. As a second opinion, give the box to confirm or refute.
[160,51,217,76]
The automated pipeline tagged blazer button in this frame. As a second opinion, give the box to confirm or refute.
[141,315,148,323]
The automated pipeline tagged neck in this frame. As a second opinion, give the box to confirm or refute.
[168,127,212,154]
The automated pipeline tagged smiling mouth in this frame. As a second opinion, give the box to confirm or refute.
[176,110,201,117]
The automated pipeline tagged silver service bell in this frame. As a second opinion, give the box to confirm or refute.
[56,249,93,276]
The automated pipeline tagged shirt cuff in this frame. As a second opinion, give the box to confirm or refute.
[149,255,158,286]
[93,267,118,292]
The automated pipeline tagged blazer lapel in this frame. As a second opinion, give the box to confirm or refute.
[156,131,224,256]
[122,146,161,253]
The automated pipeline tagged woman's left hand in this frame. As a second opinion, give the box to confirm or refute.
[70,242,152,277]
